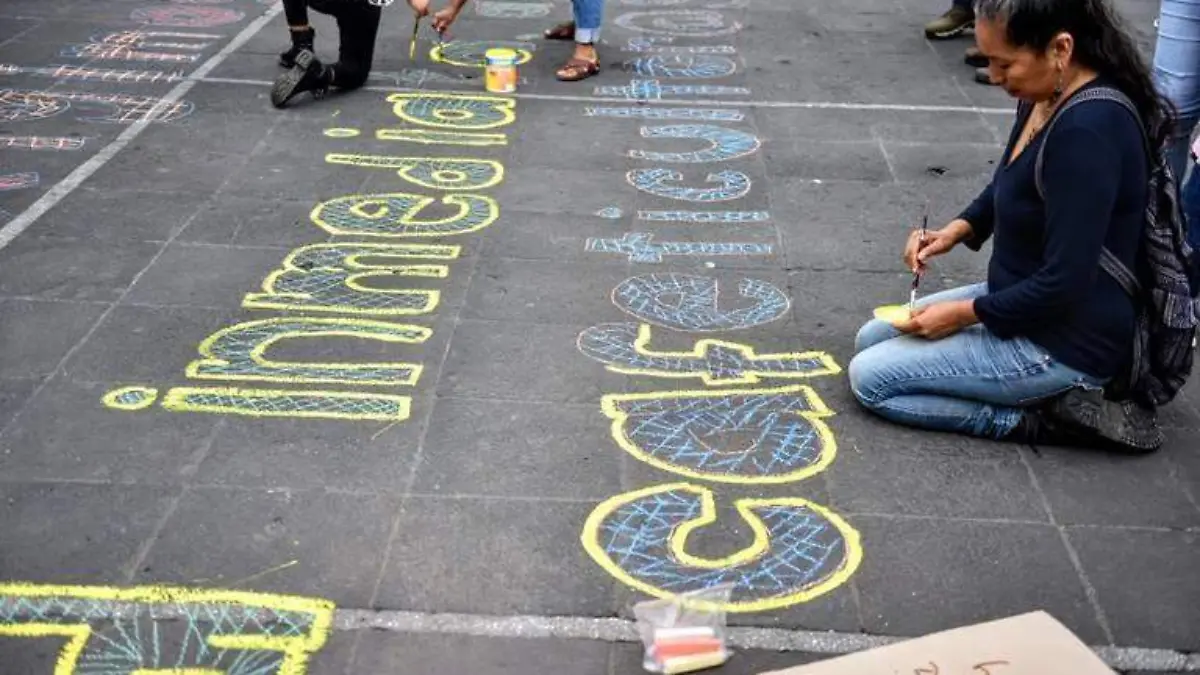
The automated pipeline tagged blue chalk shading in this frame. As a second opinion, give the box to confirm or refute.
[585,107,744,121]
[579,322,834,383]
[597,490,846,601]
[631,124,760,163]
[628,54,738,79]
[596,206,624,219]
[628,168,751,202]
[586,232,771,263]
[612,273,789,331]
[638,210,770,223]
[594,79,750,100]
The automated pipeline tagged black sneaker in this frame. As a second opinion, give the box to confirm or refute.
[964,45,987,67]
[974,66,996,85]
[271,49,330,108]
[279,27,315,68]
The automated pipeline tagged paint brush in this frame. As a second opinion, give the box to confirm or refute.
[909,203,929,311]
[409,17,419,60]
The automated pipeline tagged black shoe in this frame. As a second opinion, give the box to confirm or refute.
[271,49,331,108]
[279,27,314,68]
[974,66,996,85]
[964,46,987,67]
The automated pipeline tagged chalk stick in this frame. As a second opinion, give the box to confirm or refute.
[652,637,725,660]
[873,304,911,325]
[660,650,729,674]
[653,626,716,640]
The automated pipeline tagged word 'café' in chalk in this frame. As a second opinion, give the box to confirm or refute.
[571,1,865,631]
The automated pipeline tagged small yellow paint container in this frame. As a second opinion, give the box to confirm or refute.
[873,304,911,325]
[485,47,518,93]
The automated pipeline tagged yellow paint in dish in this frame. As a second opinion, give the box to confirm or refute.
[873,304,911,325]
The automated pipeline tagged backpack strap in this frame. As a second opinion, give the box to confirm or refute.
[1034,85,1147,296]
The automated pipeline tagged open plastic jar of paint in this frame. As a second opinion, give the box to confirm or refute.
[484,47,518,94]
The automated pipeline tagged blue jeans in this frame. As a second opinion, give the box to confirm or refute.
[848,284,1106,440]
[573,0,604,43]
[1184,163,1200,256]
[1153,0,1200,179]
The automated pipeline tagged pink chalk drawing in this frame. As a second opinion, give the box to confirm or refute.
[0,173,39,192]
[130,6,245,27]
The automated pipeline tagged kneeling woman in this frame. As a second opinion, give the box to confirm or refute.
[848,0,1173,442]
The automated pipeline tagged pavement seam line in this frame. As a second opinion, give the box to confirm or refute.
[329,608,1200,672]
[195,75,1016,114]
[0,3,284,252]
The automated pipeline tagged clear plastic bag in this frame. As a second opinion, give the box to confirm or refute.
[632,584,733,674]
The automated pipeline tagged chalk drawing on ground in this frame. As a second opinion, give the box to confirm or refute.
[325,155,505,190]
[595,80,750,99]
[581,483,862,611]
[0,90,69,122]
[627,168,751,202]
[0,172,39,192]
[596,207,624,219]
[0,64,186,84]
[0,89,193,123]
[615,10,742,36]
[243,242,459,316]
[369,68,470,87]
[638,210,769,223]
[626,37,737,53]
[312,192,500,238]
[159,387,413,420]
[376,128,509,146]
[387,92,516,130]
[0,583,333,675]
[578,322,841,385]
[429,40,534,68]
[612,273,790,331]
[130,6,246,28]
[631,124,760,163]
[627,54,738,78]
[586,232,772,263]
[61,30,217,63]
[586,106,744,121]
[0,134,86,151]
[185,317,431,386]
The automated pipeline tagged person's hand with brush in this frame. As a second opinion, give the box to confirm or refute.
[893,218,980,339]
[431,0,470,34]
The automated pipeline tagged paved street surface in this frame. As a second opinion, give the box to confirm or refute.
[0,0,1197,672]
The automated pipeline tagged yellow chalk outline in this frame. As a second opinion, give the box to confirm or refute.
[580,483,862,613]
[162,387,412,421]
[429,43,533,69]
[133,670,223,674]
[0,583,333,675]
[323,154,505,190]
[101,385,159,410]
[243,242,458,316]
[185,317,429,387]
[376,129,508,146]
[386,92,516,130]
[580,323,842,385]
[311,193,500,239]
[322,127,360,138]
[601,384,836,484]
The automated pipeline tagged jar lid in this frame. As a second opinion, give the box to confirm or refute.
[485,47,519,63]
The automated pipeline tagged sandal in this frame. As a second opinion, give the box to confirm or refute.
[543,21,575,40]
[556,57,600,81]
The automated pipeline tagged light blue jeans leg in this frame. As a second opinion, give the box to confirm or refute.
[848,283,1106,440]
[572,0,604,43]
[1153,0,1200,179]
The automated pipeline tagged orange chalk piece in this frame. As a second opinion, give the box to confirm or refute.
[652,636,725,660]
[661,650,729,674]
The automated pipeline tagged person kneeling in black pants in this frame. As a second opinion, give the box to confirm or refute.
[271,0,427,108]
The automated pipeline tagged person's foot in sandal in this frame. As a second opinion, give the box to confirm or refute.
[556,43,599,81]
[544,21,574,40]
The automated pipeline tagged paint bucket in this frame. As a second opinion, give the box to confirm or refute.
[485,47,518,94]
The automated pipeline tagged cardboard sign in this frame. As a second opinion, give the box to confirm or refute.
[759,612,1114,675]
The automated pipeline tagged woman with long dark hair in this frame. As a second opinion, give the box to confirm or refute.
[848,0,1175,445]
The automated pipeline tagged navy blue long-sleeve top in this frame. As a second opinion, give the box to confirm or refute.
[959,78,1144,379]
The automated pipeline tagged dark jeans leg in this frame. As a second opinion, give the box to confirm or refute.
[282,0,309,26]
[951,0,974,11]
[308,0,381,90]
